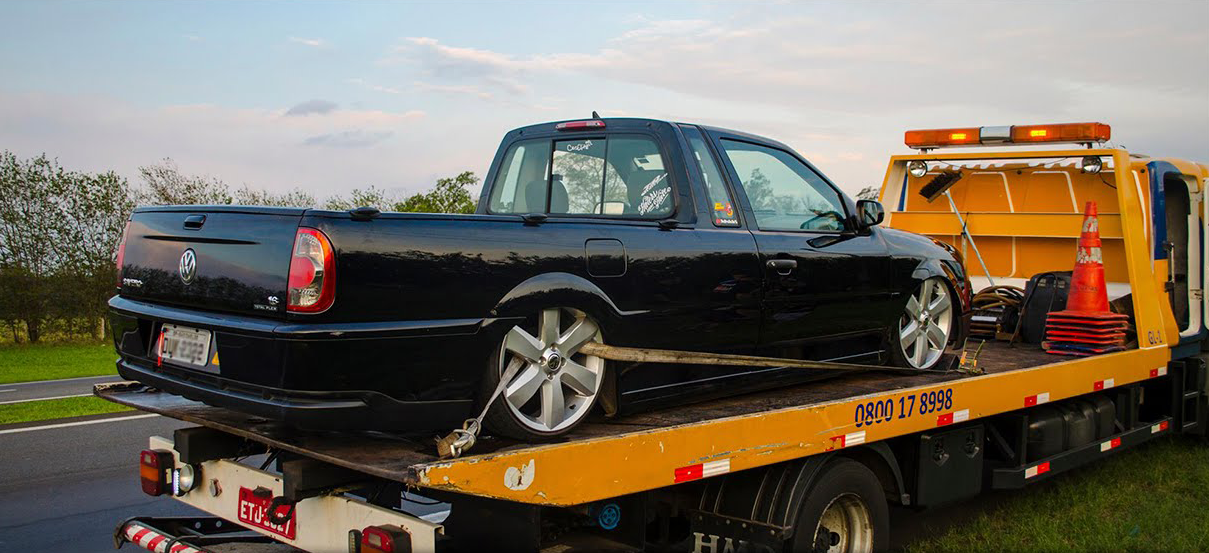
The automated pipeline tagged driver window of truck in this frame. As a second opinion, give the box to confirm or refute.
[488,139,551,213]
[719,139,846,232]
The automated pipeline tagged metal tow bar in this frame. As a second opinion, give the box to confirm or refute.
[436,343,955,458]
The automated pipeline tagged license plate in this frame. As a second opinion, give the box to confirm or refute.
[158,324,212,368]
[237,487,297,540]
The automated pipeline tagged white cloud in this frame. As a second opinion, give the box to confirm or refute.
[289,36,326,48]
[284,99,338,116]
[0,92,450,197]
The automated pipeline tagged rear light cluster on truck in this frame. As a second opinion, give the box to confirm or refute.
[139,449,174,496]
[904,122,1111,149]
[115,221,131,288]
[354,525,411,553]
[288,227,335,313]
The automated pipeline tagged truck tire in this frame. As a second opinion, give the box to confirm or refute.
[480,307,607,441]
[787,457,889,553]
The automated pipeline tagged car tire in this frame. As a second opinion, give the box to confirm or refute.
[889,277,956,371]
[480,307,607,441]
[786,457,889,553]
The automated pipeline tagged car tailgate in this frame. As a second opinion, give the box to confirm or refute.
[119,206,304,318]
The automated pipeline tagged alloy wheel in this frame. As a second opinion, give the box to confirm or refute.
[898,278,953,369]
[497,307,604,433]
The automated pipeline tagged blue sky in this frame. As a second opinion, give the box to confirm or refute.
[1,1,1205,200]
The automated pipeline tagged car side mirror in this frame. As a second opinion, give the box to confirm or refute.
[856,200,884,229]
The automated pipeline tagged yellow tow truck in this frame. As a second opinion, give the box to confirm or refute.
[101,122,1206,553]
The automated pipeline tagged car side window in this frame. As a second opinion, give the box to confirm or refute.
[719,139,847,232]
[682,127,739,227]
[488,139,552,213]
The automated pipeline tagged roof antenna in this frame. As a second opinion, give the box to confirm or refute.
[591,110,600,119]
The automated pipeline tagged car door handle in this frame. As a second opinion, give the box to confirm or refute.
[766,259,797,275]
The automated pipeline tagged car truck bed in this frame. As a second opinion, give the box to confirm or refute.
[101,340,1170,507]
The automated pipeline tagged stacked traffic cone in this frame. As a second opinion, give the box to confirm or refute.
[1042,201,1130,357]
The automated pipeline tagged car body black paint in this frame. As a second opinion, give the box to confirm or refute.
[110,118,971,433]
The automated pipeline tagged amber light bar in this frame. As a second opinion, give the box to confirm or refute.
[905,122,1110,149]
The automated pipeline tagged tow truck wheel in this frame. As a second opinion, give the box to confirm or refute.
[788,458,888,553]
[891,277,954,370]
[482,307,606,440]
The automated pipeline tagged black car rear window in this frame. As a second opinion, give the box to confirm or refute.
[489,136,672,218]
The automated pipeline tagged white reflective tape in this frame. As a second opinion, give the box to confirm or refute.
[1025,466,1039,478]
[1037,392,1050,404]
[845,430,866,446]
[1100,441,1112,452]
[702,459,731,477]
[1103,378,1115,389]
[1156,367,1167,377]
[953,409,970,423]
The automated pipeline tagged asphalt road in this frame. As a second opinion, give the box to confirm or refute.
[0,375,124,404]
[0,414,203,553]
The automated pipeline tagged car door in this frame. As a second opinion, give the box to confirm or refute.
[712,134,893,363]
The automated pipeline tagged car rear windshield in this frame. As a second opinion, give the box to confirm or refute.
[488,135,673,218]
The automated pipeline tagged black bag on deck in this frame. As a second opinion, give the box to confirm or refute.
[1020,271,1072,344]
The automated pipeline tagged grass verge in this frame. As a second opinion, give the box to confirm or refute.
[906,437,1209,552]
[0,342,115,384]
[0,395,132,425]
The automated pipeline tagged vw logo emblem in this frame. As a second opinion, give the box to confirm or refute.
[179,248,197,285]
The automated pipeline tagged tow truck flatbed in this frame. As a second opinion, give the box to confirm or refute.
[97,341,1169,507]
[101,134,1207,552]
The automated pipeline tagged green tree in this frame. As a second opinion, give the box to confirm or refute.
[323,186,393,211]
[0,151,134,342]
[393,171,479,214]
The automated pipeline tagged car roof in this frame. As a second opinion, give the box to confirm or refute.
[508,117,793,151]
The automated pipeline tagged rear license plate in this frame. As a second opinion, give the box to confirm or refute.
[237,487,297,540]
[158,324,212,368]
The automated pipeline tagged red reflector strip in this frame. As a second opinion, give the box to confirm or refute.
[827,430,867,451]
[1099,437,1122,452]
[555,120,606,131]
[1093,378,1115,391]
[1024,392,1050,407]
[1024,461,1051,479]
[1152,421,1169,433]
[936,409,970,426]
[673,458,730,483]
[1150,366,1168,378]
[124,524,204,553]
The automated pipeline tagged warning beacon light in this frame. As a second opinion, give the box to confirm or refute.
[904,122,1110,150]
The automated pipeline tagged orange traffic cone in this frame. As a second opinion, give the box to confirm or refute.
[1066,201,1111,313]
[1043,201,1128,356]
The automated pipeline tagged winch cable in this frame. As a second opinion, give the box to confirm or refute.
[437,342,958,458]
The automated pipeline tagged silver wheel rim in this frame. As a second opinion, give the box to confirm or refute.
[814,493,874,553]
[898,278,953,369]
[498,307,604,433]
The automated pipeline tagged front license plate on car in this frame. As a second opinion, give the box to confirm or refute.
[237,486,297,540]
[158,324,211,368]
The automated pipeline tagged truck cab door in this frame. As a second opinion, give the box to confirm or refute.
[712,136,892,363]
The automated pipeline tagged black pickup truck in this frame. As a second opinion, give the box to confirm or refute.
[110,117,970,440]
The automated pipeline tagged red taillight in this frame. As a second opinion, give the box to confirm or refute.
[287,228,335,313]
[115,221,131,289]
[140,449,174,496]
[555,119,605,131]
[361,525,410,553]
